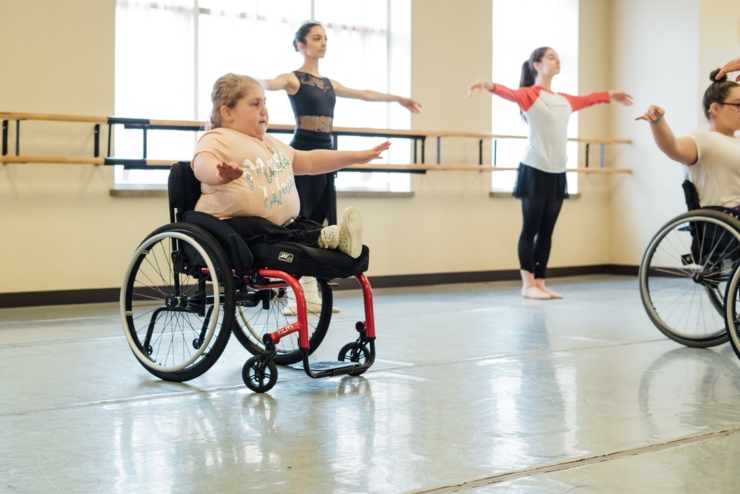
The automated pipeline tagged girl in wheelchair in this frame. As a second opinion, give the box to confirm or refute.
[637,68,740,209]
[192,73,390,258]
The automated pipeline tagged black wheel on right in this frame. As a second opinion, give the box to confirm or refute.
[724,263,740,360]
[639,209,740,347]
[338,342,371,376]
[242,357,278,393]
[233,277,332,365]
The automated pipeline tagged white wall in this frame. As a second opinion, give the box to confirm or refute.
[0,0,616,296]
[609,0,740,266]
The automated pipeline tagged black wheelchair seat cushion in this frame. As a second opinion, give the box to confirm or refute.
[183,211,254,269]
[250,242,370,279]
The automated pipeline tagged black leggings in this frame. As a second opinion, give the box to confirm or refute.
[518,197,564,279]
[294,173,336,225]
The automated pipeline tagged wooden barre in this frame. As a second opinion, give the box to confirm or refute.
[0,111,632,145]
[0,155,631,174]
[0,112,108,124]
[0,156,174,166]
[346,164,632,174]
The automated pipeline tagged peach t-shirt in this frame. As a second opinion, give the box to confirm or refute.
[193,128,300,225]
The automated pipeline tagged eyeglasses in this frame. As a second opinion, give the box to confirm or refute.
[719,101,740,111]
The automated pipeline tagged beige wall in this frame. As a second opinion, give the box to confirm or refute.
[0,0,617,295]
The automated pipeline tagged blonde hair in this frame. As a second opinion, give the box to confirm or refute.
[208,73,262,129]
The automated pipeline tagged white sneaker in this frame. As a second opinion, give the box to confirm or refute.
[338,207,363,258]
[318,225,339,250]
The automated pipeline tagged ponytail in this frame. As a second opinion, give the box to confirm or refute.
[520,46,551,88]
[519,60,536,88]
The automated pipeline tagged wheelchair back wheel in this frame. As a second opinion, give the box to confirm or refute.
[639,210,740,347]
[723,263,740,360]
[120,223,235,381]
[232,277,332,365]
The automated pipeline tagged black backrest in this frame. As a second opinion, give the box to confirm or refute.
[167,161,254,269]
[682,180,700,211]
[168,161,202,222]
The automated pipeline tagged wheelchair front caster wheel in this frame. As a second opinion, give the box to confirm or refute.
[242,357,278,393]
[338,342,371,376]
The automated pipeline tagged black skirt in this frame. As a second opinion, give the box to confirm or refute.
[513,163,569,199]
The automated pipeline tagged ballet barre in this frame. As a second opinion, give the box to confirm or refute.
[0,111,631,169]
[0,155,631,175]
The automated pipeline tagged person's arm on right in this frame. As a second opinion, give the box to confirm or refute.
[635,105,698,166]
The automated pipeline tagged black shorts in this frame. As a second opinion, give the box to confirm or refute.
[513,163,569,200]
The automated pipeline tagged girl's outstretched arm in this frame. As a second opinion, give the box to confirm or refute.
[260,73,300,94]
[331,80,422,114]
[635,105,697,166]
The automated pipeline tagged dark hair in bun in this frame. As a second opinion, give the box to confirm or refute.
[710,68,728,83]
[293,22,322,52]
[702,68,738,118]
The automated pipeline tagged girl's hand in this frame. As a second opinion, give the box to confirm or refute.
[716,58,740,81]
[398,97,422,114]
[215,161,243,184]
[356,141,392,164]
[467,80,494,97]
[609,90,634,106]
[635,105,665,124]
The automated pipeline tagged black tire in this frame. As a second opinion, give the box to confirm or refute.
[639,210,740,347]
[242,357,278,393]
[338,342,371,376]
[121,223,235,382]
[724,263,740,360]
[233,277,332,365]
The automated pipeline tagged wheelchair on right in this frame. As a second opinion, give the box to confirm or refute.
[640,180,740,358]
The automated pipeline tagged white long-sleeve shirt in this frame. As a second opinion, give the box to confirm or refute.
[491,84,610,173]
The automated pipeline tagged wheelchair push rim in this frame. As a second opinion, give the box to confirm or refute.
[639,211,740,347]
[120,229,233,375]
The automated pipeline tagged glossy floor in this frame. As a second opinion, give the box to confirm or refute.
[3,275,740,493]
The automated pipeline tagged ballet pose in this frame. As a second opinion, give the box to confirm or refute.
[637,69,740,209]
[262,21,421,225]
[192,74,390,260]
[468,47,632,299]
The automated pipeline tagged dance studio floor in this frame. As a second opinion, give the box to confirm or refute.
[3,275,740,493]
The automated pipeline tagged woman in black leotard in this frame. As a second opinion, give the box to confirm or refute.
[263,21,421,225]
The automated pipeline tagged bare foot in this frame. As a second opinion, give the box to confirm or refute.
[535,280,563,299]
[521,286,551,299]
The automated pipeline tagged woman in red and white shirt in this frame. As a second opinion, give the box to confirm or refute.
[469,47,632,300]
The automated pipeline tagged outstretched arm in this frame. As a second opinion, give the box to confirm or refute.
[293,142,391,175]
[467,80,538,111]
[716,58,740,81]
[260,73,300,94]
[192,152,244,185]
[635,105,697,166]
[331,80,421,114]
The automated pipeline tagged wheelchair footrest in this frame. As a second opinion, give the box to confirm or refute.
[307,361,360,372]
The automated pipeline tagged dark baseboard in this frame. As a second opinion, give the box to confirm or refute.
[0,288,122,309]
[334,264,633,290]
[0,265,638,309]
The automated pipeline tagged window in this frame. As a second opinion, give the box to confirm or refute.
[114,0,411,192]
[490,0,579,193]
